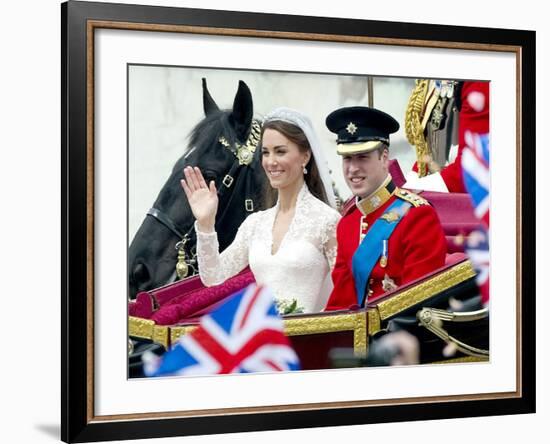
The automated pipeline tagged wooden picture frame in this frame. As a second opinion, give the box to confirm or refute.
[62,1,535,441]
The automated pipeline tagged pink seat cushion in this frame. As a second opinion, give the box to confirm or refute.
[128,267,256,326]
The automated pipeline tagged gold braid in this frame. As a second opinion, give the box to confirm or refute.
[404,79,430,177]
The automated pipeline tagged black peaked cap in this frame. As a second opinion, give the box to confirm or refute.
[326,106,400,145]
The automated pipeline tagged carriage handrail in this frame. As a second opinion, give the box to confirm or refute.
[417,307,489,358]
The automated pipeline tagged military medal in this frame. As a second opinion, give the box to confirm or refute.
[380,239,388,268]
[381,210,399,222]
[381,273,397,292]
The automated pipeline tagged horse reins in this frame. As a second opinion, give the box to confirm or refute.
[146,207,188,241]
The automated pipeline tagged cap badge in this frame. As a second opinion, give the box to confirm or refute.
[346,122,358,135]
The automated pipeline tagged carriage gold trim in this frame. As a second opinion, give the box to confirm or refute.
[128,311,371,354]
[167,310,368,357]
[128,317,171,348]
[431,356,489,364]
[129,259,483,363]
[368,260,477,332]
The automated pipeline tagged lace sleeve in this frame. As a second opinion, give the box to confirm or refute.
[195,216,253,286]
[322,212,340,271]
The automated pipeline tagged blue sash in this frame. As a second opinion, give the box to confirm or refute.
[352,199,411,306]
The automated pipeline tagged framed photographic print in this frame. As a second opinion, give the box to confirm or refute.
[62,0,535,442]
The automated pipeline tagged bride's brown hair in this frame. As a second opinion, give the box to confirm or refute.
[260,120,329,208]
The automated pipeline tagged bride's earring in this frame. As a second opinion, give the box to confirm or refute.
[302,164,308,175]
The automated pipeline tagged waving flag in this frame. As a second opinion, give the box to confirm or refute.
[462,131,490,227]
[143,284,300,376]
[461,129,490,306]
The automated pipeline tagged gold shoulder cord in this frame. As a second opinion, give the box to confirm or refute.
[404,79,430,177]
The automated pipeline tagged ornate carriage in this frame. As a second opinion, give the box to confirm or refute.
[129,174,489,373]
[127,74,490,374]
[129,256,487,372]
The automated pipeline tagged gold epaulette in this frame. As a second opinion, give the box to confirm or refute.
[395,188,429,207]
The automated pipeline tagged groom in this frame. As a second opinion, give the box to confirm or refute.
[324,106,447,310]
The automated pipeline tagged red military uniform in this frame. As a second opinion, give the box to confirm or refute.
[325,179,447,310]
[440,81,490,193]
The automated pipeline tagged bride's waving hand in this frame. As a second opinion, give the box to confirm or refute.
[180,166,218,232]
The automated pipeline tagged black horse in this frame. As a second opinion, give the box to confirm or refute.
[128,79,267,300]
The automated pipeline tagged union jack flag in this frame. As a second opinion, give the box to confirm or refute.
[461,131,490,228]
[461,130,490,306]
[143,284,300,376]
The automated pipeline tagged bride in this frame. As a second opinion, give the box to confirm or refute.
[180,107,340,313]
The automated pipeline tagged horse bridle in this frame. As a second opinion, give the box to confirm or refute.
[146,119,262,280]
[145,206,197,280]
[146,207,188,241]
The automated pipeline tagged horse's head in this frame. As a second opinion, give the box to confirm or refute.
[128,79,266,299]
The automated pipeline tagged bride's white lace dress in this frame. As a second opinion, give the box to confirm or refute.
[195,184,341,313]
